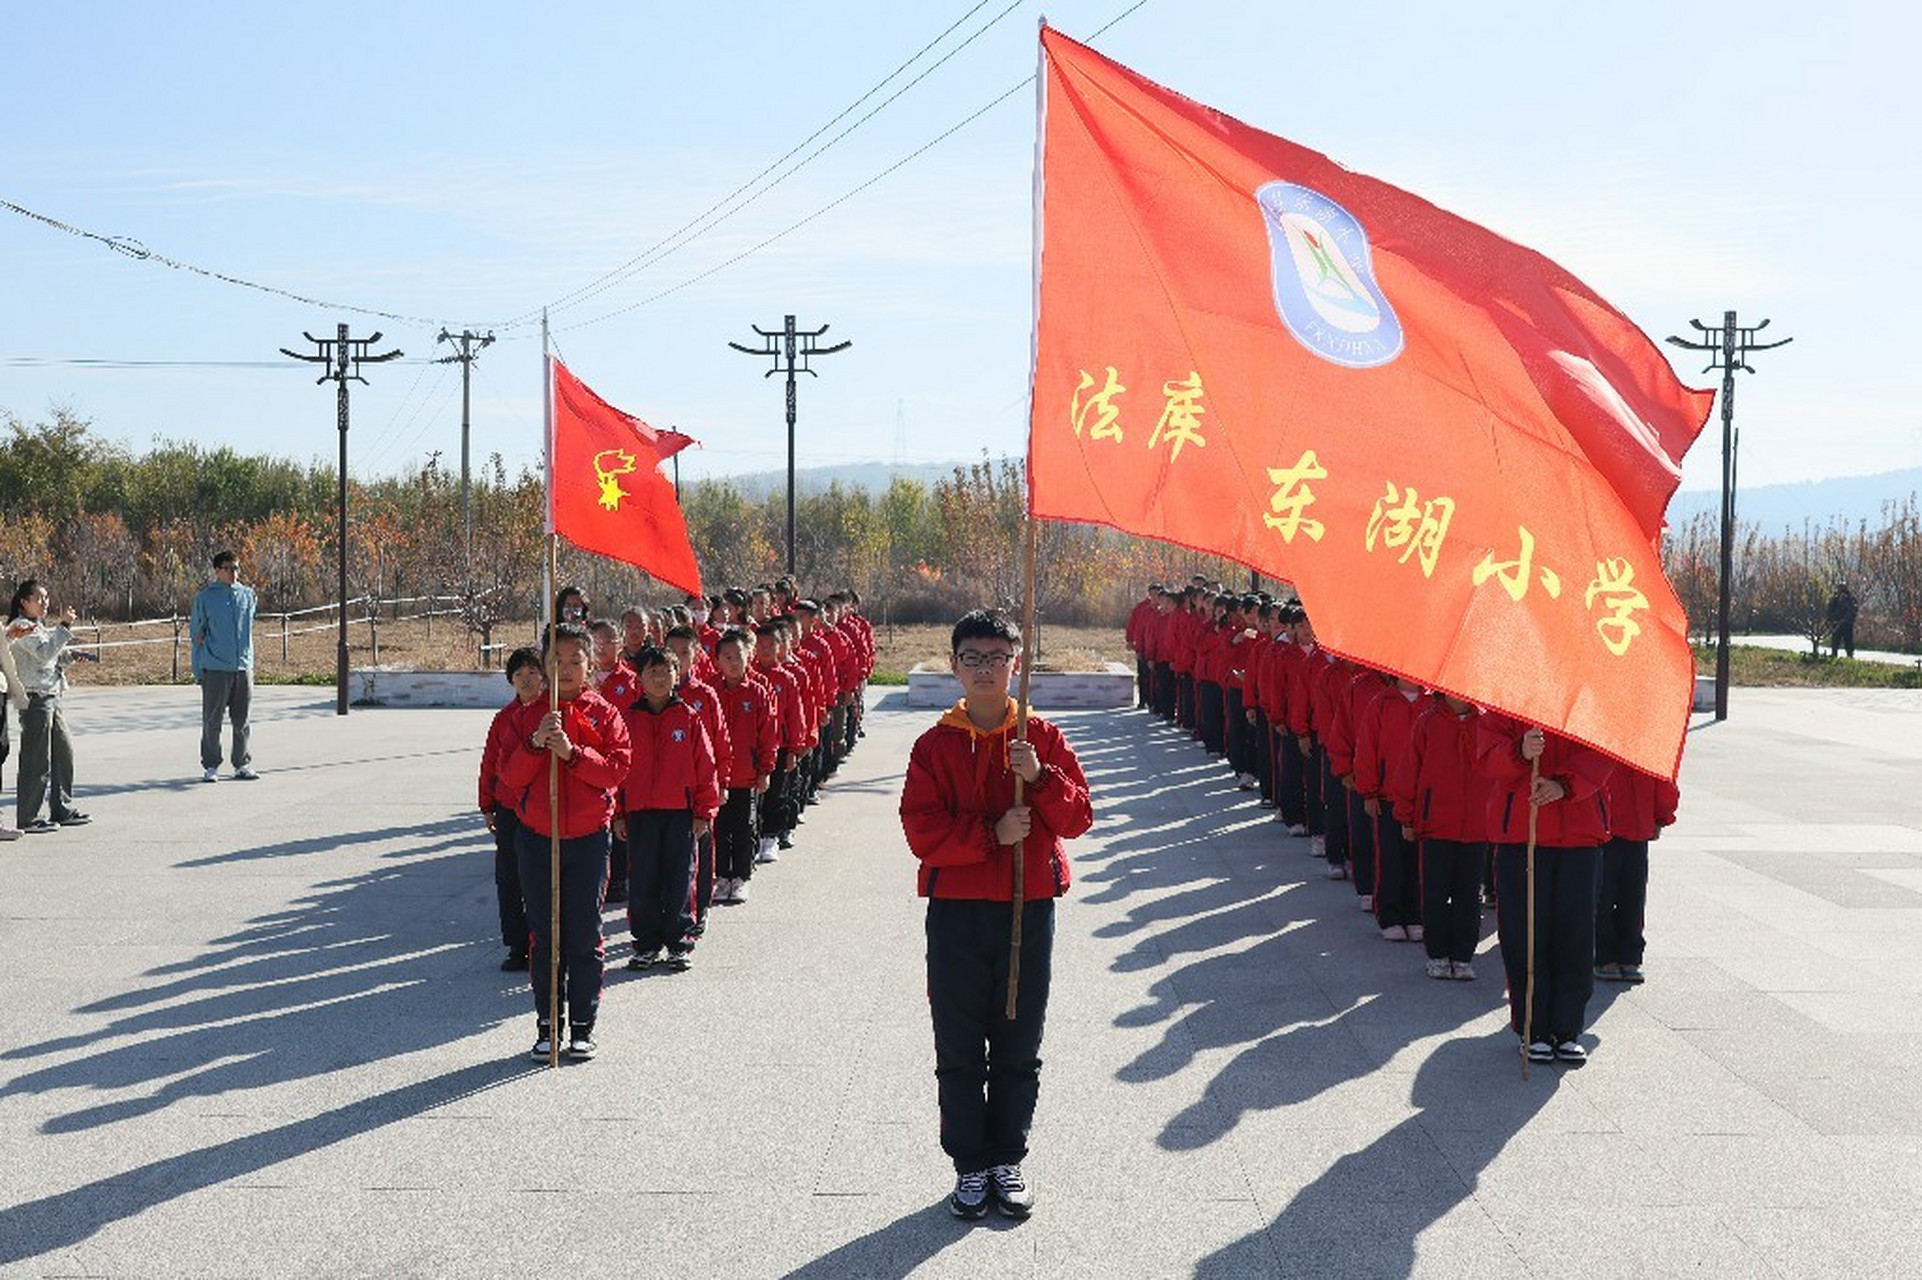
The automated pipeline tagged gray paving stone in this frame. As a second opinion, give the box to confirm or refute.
[3,684,1921,1276]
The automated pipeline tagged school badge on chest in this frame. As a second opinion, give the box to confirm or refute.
[1256,180,1403,370]
[671,729,687,743]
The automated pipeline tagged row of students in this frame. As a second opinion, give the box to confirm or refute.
[1127,582,1681,1065]
[477,585,876,1061]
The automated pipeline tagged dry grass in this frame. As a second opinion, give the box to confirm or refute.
[65,614,1132,687]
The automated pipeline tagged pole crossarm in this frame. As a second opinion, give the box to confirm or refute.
[728,313,852,577]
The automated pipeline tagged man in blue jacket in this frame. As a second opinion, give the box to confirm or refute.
[191,550,258,782]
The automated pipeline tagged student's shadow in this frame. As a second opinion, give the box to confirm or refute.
[780,1200,1014,1280]
[1195,1030,1565,1279]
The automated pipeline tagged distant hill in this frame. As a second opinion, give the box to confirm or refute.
[687,459,1001,500]
[1667,467,1921,532]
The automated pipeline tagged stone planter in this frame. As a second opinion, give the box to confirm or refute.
[906,662,1136,710]
[351,667,510,709]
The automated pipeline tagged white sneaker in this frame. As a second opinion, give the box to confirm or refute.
[1324,862,1348,880]
[731,877,749,903]
[201,767,219,783]
[1425,957,1453,979]
[756,840,779,864]
[0,822,19,842]
[1451,961,1477,981]
[1381,925,1409,942]
[1406,924,1425,943]
[233,766,260,781]
[1357,894,1374,911]
[1287,823,1308,837]
[1309,835,1326,859]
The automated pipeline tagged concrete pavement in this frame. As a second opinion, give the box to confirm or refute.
[1,683,1919,1277]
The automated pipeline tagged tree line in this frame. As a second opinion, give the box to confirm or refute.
[6,408,1916,651]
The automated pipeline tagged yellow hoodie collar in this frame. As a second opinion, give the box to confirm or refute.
[939,698,1016,739]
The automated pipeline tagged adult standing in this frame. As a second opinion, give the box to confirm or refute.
[7,579,88,834]
[1826,582,1858,659]
[0,622,23,839]
[191,550,259,783]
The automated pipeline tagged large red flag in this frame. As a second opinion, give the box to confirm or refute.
[547,357,702,598]
[1027,28,1713,779]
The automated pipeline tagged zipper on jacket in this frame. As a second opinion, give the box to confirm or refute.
[1501,792,1515,836]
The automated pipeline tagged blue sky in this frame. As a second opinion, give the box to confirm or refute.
[4,0,1918,496]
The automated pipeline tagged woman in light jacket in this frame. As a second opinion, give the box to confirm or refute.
[7,579,88,834]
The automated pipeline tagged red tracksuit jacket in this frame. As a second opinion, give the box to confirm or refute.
[899,703,1093,902]
[1388,699,1491,843]
[1603,766,1680,842]
[497,689,633,839]
[1476,712,1615,847]
[621,696,722,820]
[716,674,779,788]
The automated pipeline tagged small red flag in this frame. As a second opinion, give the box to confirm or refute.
[1027,28,1713,779]
[547,357,701,598]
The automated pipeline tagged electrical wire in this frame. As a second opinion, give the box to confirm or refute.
[523,0,1025,326]
[554,0,1151,333]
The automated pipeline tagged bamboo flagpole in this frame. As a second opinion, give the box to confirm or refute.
[542,313,562,1070]
[1521,751,1541,1080]
[1005,513,1039,1021]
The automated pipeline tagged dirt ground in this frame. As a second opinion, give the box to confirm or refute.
[65,614,1130,686]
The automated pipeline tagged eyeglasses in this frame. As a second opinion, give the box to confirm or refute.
[955,651,1015,670]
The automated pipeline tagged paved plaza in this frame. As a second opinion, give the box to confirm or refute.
[2,683,1920,1277]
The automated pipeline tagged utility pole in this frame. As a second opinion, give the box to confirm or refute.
[1666,312,1791,722]
[434,328,495,591]
[728,314,851,575]
[280,324,404,715]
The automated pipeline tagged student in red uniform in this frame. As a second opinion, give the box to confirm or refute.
[665,623,731,926]
[752,620,807,859]
[900,609,1093,1222]
[477,647,544,972]
[1390,693,1490,979]
[1355,675,1427,939]
[497,623,631,1061]
[619,645,721,973]
[1595,765,1680,985]
[1126,585,1160,709]
[712,628,777,905]
[1477,714,1615,1065]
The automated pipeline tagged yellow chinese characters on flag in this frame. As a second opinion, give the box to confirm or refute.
[1025,28,1713,778]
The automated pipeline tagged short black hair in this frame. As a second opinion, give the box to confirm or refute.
[212,550,238,570]
[587,618,618,639]
[951,608,1020,653]
[545,621,589,654]
[664,623,697,642]
[505,646,543,680]
[633,643,678,674]
[715,626,752,655]
[753,620,784,640]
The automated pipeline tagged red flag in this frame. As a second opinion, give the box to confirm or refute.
[547,357,702,598]
[1027,28,1713,779]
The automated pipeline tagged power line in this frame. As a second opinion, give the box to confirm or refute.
[555,0,1152,334]
[0,356,438,368]
[524,0,1025,326]
[0,196,457,328]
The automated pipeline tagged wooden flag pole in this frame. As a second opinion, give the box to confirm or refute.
[1005,514,1039,1021]
[542,316,562,1070]
[1522,752,1541,1080]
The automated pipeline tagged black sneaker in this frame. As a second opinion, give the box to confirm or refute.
[626,949,661,971]
[989,1164,1034,1219]
[21,819,59,835]
[662,950,693,973]
[565,1027,597,1061]
[1555,1039,1588,1065]
[53,812,91,827]
[1525,1040,1555,1063]
[500,949,529,972]
[948,1170,990,1220]
[529,1023,553,1061]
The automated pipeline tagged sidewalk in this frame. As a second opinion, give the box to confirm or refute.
[1726,632,1921,667]
[0,685,1918,1277]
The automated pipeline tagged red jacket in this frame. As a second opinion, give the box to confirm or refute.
[596,661,639,709]
[754,659,809,754]
[1604,766,1680,842]
[497,689,632,838]
[1261,639,1298,724]
[1476,712,1616,847]
[620,695,722,819]
[1389,699,1491,842]
[781,655,822,747]
[674,674,732,776]
[1170,610,1201,676]
[1285,644,1324,737]
[478,696,542,814]
[1194,624,1226,685]
[900,704,1093,902]
[716,674,779,787]
[1316,662,1369,773]
[1125,598,1156,654]
[1353,683,1424,800]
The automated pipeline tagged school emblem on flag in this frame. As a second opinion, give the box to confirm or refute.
[594,449,638,510]
[1257,181,1403,369]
